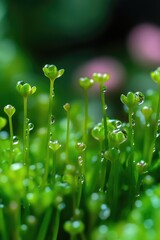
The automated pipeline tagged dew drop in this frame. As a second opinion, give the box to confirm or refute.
[50,132,52,139]
[13,136,19,145]
[135,91,145,105]
[28,122,34,131]
[52,89,55,98]
[116,120,122,129]
[78,174,85,184]
[104,105,108,111]
[26,118,30,124]
[51,115,55,125]
[132,118,135,126]
[102,86,107,93]
[78,156,83,166]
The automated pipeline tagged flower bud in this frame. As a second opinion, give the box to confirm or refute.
[151,67,160,85]
[16,81,36,97]
[4,105,16,118]
[49,140,61,152]
[92,72,110,85]
[42,64,64,80]
[63,103,71,112]
[120,92,140,109]
[91,123,105,142]
[79,77,94,90]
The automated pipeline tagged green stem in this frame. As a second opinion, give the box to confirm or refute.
[148,85,160,166]
[66,109,70,164]
[23,96,28,165]
[84,90,88,145]
[8,116,13,164]
[37,207,53,240]
[128,109,134,150]
[44,79,54,185]
[52,208,60,240]
[0,206,7,240]
[100,85,110,191]
[100,85,108,150]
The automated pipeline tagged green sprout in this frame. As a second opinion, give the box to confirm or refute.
[16,81,36,166]
[92,73,110,150]
[120,91,144,150]
[42,64,64,185]
[4,104,16,163]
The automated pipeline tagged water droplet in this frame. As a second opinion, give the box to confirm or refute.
[78,174,85,184]
[13,136,19,145]
[49,133,52,141]
[78,156,83,166]
[51,115,55,125]
[132,118,135,126]
[28,122,34,131]
[103,86,107,93]
[135,91,145,105]
[116,120,122,129]
[52,89,55,97]
[26,118,30,124]
[121,130,128,139]
[104,105,108,110]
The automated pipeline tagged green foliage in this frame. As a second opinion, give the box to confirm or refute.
[1,65,160,239]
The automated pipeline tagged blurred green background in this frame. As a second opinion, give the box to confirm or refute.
[0,0,160,126]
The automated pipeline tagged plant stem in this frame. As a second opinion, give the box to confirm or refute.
[44,79,54,185]
[37,207,53,240]
[66,108,70,164]
[0,206,7,240]
[83,90,88,145]
[52,208,60,240]
[23,96,28,165]
[148,85,160,166]
[100,85,108,150]
[128,108,134,150]
[8,116,13,164]
[100,84,110,191]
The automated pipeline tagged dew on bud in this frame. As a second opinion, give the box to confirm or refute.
[135,91,145,105]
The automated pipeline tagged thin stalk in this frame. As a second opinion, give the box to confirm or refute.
[83,89,88,145]
[10,201,21,240]
[8,116,13,164]
[52,208,60,240]
[100,85,108,150]
[44,79,54,185]
[143,123,150,162]
[23,96,28,165]
[128,108,134,150]
[127,109,136,206]
[148,85,160,166]
[100,85,110,191]
[0,206,7,240]
[82,89,89,176]
[37,207,53,240]
[66,109,70,164]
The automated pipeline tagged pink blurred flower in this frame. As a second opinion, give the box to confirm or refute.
[127,23,160,66]
[73,57,126,93]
